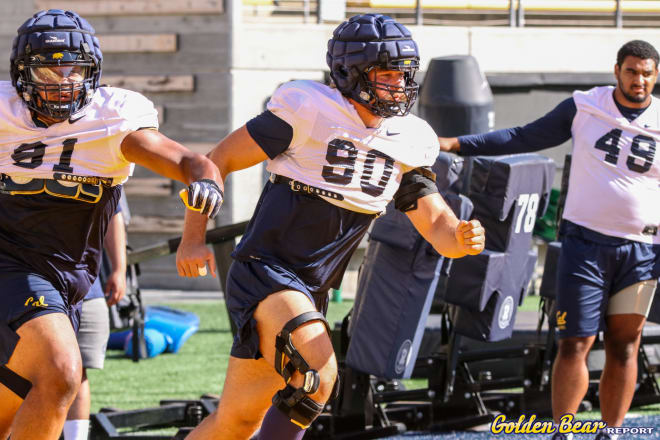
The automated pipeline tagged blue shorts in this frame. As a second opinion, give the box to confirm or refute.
[0,271,82,364]
[555,221,660,338]
[226,259,330,359]
[0,271,81,330]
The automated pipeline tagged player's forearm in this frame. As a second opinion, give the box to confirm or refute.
[427,213,467,259]
[121,130,223,187]
[181,209,209,245]
[180,153,224,188]
[459,97,575,156]
[408,194,467,258]
[458,128,538,156]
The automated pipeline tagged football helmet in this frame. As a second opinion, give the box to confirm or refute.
[327,14,420,118]
[10,9,102,122]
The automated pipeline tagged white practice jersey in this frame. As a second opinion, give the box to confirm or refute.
[0,81,158,185]
[565,86,660,244]
[265,80,440,214]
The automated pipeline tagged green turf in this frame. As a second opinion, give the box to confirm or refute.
[89,294,660,418]
[519,292,542,312]
[88,299,354,412]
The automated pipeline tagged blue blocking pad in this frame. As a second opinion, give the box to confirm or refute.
[431,152,465,194]
[143,306,200,354]
[347,152,556,372]
[107,306,200,357]
[443,153,554,341]
[348,152,556,363]
[346,192,473,379]
[125,328,170,358]
[468,154,555,253]
[347,240,444,379]
[450,249,538,342]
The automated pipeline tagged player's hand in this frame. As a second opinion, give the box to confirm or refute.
[179,179,223,219]
[176,239,216,278]
[438,137,460,153]
[455,219,485,256]
[105,269,127,306]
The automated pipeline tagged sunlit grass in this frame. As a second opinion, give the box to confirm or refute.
[89,294,660,423]
[88,299,354,412]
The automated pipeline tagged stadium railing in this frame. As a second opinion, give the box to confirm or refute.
[242,0,660,27]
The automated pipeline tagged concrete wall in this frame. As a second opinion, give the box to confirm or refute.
[0,2,232,290]
[2,3,659,290]
[229,22,660,220]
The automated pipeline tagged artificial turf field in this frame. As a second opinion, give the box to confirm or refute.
[88,296,660,438]
[88,299,353,412]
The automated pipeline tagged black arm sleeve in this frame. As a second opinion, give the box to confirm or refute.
[458,97,577,156]
[245,110,294,159]
[393,167,438,212]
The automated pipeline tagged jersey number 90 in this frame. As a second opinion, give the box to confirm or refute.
[321,139,394,197]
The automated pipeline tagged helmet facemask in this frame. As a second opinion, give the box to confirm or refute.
[357,58,420,118]
[16,50,96,122]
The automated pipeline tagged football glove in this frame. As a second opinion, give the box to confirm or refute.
[179,179,223,219]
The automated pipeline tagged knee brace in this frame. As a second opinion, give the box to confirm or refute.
[272,311,330,428]
[0,322,32,399]
[0,365,32,399]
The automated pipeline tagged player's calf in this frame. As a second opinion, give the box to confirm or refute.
[4,313,82,439]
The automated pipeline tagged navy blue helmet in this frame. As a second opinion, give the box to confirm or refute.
[10,9,103,122]
[327,14,420,118]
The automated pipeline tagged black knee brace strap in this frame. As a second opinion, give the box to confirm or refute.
[274,311,330,388]
[272,311,331,428]
[273,384,325,429]
[0,322,31,399]
[0,365,32,399]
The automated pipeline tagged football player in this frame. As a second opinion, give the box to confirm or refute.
[0,9,222,440]
[65,204,126,440]
[439,40,660,440]
[177,13,485,440]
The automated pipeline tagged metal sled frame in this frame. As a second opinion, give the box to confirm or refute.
[91,398,218,439]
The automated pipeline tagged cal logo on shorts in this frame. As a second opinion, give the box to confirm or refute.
[556,311,567,330]
[24,296,49,308]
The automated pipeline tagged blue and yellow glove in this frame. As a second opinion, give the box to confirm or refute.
[179,179,223,219]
